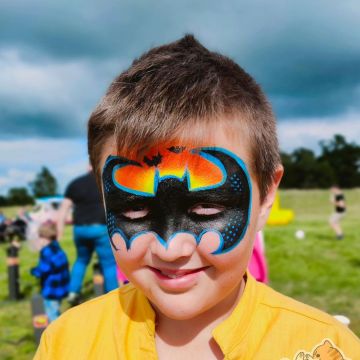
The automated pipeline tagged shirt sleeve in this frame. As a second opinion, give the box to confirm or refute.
[328,321,360,359]
[30,250,52,278]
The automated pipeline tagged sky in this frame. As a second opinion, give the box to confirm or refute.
[1,0,360,195]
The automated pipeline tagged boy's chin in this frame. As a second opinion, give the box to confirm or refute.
[148,277,246,322]
[149,286,233,321]
[151,297,210,321]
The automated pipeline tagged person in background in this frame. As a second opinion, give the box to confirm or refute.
[329,185,346,240]
[31,222,70,322]
[0,211,7,243]
[57,169,118,305]
[0,210,6,224]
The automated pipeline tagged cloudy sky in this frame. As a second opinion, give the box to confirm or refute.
[1,0,359,195]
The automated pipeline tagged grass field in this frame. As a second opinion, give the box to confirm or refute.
[1,189,359,359]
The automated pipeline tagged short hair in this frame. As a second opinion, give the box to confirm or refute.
[38,222,57,241]
[88,34,280,202]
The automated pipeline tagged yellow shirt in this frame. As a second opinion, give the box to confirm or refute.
[34,274,360,360]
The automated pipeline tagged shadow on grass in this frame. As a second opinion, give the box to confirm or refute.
[312,232,337,242]
[349,258,360,268]
[3,333,33,346]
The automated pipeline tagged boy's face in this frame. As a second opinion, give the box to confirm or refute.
[100,126,275,320]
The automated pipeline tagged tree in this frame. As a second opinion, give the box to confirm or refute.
[319,134,360,188]
[280,151,298,188]
[281,148,335,189]
[0,195,8,206]
[280,134,360,189]
[7,187,34,205]
[30,167,58,198]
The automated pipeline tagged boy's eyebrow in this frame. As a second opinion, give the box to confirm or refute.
[105,186,242,210]
[105,192,148,209]
[184,188,242,203]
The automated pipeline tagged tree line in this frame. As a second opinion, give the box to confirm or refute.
[0,167,58,206]
[280,134,360,189]
[1,134,359,206]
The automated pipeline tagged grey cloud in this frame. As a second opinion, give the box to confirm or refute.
[0,0,360,137]
[0,0,195,60]
[0,110,86,138]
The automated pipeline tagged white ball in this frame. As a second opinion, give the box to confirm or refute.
[333,315,351,327]
[295,230,305,239]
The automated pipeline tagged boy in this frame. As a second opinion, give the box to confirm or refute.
[31,222,70,322]
[34,35,360,359]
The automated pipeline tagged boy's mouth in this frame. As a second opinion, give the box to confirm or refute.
[147,266,210,279]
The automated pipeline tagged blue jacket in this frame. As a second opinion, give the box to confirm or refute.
[31,241,70,300]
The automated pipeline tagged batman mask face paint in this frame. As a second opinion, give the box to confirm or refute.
[102,146,252,255]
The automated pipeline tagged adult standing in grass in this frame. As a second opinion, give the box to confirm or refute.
[329,185,346,240]
[0,211,7,243]
[56,169,118,305]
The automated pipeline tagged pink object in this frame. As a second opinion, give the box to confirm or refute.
[116,266,128,285]
[248,231,269,283]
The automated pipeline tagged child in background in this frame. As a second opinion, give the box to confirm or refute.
[31,222,70,322]
[329,185,346,240]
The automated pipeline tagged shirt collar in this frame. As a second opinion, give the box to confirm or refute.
[212,271,260,355]
[113,285,157,357]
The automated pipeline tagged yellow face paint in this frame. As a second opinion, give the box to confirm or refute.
[112,146,225,196]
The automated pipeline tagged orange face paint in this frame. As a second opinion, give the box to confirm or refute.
[112,146,225,196]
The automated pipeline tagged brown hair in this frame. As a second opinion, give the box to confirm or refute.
[88,34,280,202]
[38,222,57,241]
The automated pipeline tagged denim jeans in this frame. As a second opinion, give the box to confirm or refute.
[70,224,118,293]
[43,299,61,322]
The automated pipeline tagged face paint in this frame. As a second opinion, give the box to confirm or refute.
[102,146,252,254]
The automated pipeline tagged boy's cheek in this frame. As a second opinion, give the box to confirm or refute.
[111,233,152,266]
[197,231,223,255]
[198,231,254,270]
[111,229,254,268]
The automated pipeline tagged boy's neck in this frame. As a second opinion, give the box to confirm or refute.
[154,276,246,357]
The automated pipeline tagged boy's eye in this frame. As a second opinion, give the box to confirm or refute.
[188,203,225,216]
[121,206,149,220]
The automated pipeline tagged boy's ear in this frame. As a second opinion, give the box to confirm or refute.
[256,165,284,232]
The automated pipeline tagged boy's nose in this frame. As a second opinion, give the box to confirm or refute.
[149,232,197,262]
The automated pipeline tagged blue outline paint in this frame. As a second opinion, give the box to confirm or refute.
[111,228,225,251]
[198,229,224,247]
[103,155,119,169]
[188,149,227,191]
[195,147,252,255]
[158,169,187,183]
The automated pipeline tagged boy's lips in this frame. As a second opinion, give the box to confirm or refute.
[148,265,210,278]
[147,265,211,291]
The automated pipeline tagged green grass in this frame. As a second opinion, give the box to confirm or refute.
[266,189,360,335]
[1,189,359,359]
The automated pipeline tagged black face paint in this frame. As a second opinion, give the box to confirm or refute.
[102,147,252,254]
